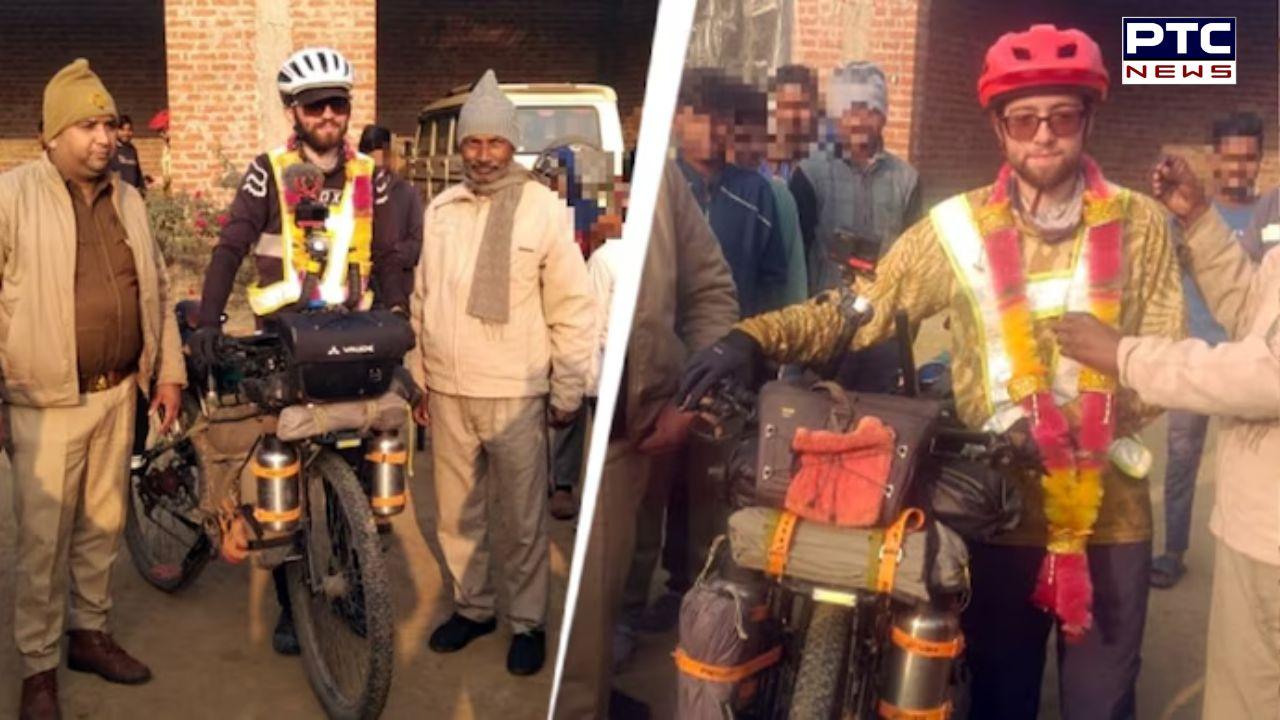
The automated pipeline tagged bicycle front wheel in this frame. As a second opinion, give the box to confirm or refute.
[287,449,394,720]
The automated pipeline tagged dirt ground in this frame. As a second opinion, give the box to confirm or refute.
[0,434,576,720]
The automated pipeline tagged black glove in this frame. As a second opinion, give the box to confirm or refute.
[677,329,762,411]
[186,325,223,374]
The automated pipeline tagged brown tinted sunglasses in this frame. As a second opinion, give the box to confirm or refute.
[1000,107,1087,142]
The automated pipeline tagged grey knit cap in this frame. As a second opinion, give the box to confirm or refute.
[827,61,888,117]
[457,69,520,147]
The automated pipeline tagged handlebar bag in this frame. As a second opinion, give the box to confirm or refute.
[271,310,414,403]
[756,380,942,524]
[783,416,896,528]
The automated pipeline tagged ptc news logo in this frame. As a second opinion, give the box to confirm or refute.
[1122,17,1237,85]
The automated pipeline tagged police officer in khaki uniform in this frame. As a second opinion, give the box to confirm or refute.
[0,59,186,720]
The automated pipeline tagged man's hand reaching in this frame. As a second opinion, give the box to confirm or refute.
[1151,155,1210,227]
[1054,312,1123,377]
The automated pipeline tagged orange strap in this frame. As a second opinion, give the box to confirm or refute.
[891,626,964,659]
[371,494,406,509]
[365,450,408,464]
[876,508,926,593]
[766,511,800,577]
[673,646,782,683]
[253,505,301,523]
[251,460,300,479]
[877,699,952,720]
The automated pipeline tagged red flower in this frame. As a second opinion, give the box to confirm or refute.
[194,217,208,230]
[353,175,372,212]
[194,190,203,200]
[216,213,229,227]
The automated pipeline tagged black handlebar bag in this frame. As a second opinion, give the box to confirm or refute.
[755,380,942,524]
[270,310,415,403]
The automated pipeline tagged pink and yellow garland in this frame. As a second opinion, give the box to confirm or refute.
[974,156,1123,640]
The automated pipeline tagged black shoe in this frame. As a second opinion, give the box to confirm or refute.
[429,613,497,653]
[506,629,546,676]
[609,689,651,720]
[272,611,301,656]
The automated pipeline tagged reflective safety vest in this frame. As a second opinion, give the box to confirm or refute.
[247,147,376,316]
[928,191,1129,432]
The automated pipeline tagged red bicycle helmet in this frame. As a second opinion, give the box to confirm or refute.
[977,24,1109,109]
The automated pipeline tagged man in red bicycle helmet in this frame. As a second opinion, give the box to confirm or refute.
[679,24,1185,720]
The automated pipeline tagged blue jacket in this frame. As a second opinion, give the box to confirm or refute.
[677,159,788,316]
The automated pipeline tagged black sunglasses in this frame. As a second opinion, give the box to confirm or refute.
[299,97,352,116]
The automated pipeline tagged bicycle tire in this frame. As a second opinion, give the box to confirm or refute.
[789,603,852,720]
[123,394,211,593]
[288,449,393,720]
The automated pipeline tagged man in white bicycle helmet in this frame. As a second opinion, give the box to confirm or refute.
[188,47,416,656]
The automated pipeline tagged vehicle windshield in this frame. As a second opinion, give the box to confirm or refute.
[515,106,602,154]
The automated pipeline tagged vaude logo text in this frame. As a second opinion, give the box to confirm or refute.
[326,344,376,356]
[1122,17,1236,85]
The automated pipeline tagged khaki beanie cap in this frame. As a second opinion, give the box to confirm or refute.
[43,58,117,143]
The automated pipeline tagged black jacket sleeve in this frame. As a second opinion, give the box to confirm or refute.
[198,155,272,326]
[789,168,820,259]
[370,170,409,311]
[399,180,424,270]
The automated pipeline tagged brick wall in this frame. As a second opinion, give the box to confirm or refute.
[789,0,929,159]
[912,0,1279,205]
[164,0,377,195]
[0,0,168,168]
[375,0,657,138]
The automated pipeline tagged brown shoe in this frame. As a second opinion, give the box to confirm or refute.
[66,630,152,684]
[19,670,60,720]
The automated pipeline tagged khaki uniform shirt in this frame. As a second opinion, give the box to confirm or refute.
[66,178,143,385]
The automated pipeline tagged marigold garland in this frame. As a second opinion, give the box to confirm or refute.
[980,156,1122,641]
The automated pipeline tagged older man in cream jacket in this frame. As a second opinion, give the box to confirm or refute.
[409,70,594,677]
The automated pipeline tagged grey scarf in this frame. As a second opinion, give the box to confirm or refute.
[1012,173,1085,242]
[465,165,533,324]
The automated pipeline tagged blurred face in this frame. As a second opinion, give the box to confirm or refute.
[993,93,1089,192]
[674,105,721,164]
[460,134,515,183]
[49,114,117,182]
[118,121,134,144]
[728,117,769,168]
[290,95,351,153]
[772,82,815,156]
[1214,135,1261,197]
[836,103,885,157]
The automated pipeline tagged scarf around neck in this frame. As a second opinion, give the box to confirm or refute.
[1011,172,1085,242]
[465,164,533,324]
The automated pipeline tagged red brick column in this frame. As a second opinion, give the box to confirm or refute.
[164,0,377,196]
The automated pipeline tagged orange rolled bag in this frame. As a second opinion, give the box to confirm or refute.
[784,416,896,527]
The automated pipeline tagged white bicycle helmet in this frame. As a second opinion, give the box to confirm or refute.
[277,47,355,105]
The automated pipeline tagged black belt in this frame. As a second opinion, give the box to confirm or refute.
[79,367,133,394]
